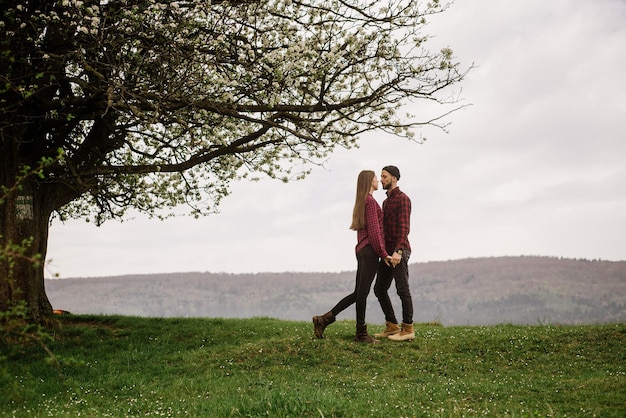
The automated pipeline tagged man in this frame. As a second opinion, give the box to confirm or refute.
[374,165,415,341]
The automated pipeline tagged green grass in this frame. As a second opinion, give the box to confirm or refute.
[2,316,625,417]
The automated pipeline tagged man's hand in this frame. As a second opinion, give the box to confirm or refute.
[391,251,402,268]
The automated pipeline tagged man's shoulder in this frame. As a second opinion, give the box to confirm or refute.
[392,187,411,201]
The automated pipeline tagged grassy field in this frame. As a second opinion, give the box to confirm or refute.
[2,316,625,417]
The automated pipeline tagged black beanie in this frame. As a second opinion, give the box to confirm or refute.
[382,165,401,180]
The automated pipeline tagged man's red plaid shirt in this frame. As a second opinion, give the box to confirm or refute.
[382,187,411,254]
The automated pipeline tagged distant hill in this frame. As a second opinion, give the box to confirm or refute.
[45,256,626,326]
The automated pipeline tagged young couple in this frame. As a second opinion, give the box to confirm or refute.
[313,166,414,343]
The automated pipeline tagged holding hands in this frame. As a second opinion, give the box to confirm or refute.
[384,250,402,268]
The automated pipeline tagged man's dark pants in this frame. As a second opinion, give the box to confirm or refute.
[374,252,413,325]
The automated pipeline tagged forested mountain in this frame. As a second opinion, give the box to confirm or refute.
[46,256,626,326]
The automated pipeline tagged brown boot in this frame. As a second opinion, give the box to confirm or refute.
[312,311,335,339]
[374,321,401,338]
[354,324,381,344]
[388,323,415,341]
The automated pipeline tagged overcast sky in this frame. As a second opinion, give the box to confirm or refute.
[46,0,626,278]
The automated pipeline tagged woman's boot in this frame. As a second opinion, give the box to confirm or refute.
[312,311,335,339]
[354,324,380,344]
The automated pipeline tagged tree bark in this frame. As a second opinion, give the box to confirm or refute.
[0,142,52,322]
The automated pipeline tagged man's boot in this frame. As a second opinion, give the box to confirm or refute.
[388,323,415,341]
[312,311,335,339]
[354,324,381,344]
[374,321,401,338]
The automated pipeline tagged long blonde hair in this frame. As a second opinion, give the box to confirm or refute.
[350,170,375,230]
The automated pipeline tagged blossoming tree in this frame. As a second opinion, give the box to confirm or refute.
[0,0,468,319]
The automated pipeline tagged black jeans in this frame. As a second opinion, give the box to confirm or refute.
[374,251,413,324]
[331,245,379,325]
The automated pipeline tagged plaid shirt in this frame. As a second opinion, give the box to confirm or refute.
[355,194,389,258]
[382,187,411,254]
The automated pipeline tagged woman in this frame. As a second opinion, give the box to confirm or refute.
[312,170,391,343]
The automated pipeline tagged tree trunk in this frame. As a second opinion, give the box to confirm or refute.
[0,143,53,322]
